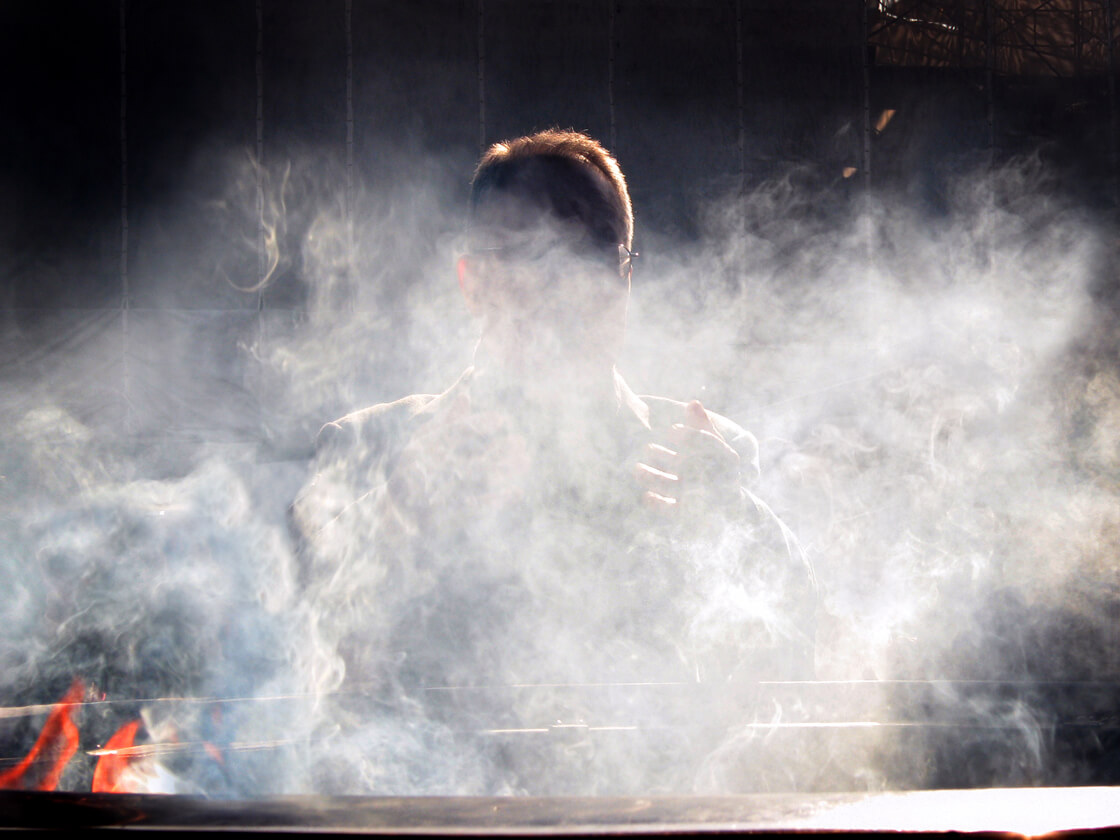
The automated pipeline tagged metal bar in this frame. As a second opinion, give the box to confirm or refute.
[2,679,1118,725]
[1075,0,1084,77]
[995,13,1068,77]
[869,0,954,38]
[0,692,325,721]
[985,0,1070,78]
[956,0,966,69]
[87,738,304,759]
[425,678,1120,690]
[60,716,1120,764]
[475,720,1120,736]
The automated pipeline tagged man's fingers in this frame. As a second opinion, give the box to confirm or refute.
[634,461,679,497]
[641,419,741,501]
[643,442,680,473]
[641,489,678,513]
[684,399,717,434]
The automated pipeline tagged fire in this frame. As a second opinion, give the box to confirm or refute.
[1,682,238,794]
[0,680,83,791]
[88,719,188,795]
[91,719,142,793]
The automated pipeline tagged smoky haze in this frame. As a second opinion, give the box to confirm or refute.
[3,0,1120,803]
[3,138,1118,796]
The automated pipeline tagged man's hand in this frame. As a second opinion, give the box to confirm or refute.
[634,400,742,515]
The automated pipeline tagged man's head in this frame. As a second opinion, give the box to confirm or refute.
[458,130,634,380]
[468,129,633,254]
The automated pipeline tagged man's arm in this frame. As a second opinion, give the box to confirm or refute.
[288,396,435,570]
[634,396,817,681]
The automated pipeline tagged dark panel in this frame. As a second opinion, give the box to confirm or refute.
[264,0,347,147]
[257,297,474,442]
[614,0,739,241]
[345,2,479,336]
[125,309,261,439]
[127,0,258,309]
[260,0,347,310]
[484,0,611,145]
[738,2,862,187]
[0,309,125,428]
[869,68,989,209]
[352,1,478,176]
[1,2,120,309]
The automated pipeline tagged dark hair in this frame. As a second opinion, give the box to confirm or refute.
[469,129,633,251]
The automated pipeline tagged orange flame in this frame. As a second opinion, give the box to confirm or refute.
[0,680,83,791]
[91,719,142,793]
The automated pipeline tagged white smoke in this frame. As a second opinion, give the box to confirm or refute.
[2,140,1118,797]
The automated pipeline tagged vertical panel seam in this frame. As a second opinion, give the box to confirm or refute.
[862,0,872,195]
[478,0,486,151]
[736,0,745,195]
[346,0,355,312]
[256,0,265,303]
[255,0,265,427]
[346,0,354,222]
[120,0,130,429]
[1108,0,1117,203]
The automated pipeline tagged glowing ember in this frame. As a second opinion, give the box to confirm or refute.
[874,107,896,133]
[91,719,142,793]
[87,719,185,795]
[0,680,83,791]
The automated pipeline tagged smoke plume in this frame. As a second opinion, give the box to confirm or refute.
[2,137,1118,796]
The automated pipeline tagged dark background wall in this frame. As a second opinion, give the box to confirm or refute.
[0,0,1116,447]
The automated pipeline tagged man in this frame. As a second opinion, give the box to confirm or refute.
[292,131,815,789]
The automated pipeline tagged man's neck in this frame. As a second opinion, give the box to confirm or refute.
[472,343,618,408]
[471,358,624,453]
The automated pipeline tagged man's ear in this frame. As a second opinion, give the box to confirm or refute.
[457,255,483,317]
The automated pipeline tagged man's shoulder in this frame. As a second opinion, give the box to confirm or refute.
[314,368,474,460]
[315,394,437,457]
